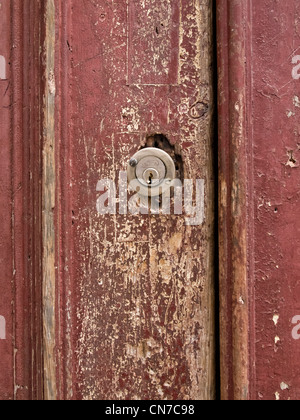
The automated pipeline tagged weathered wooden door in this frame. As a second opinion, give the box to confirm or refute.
[4,0,300,402]
[0,0,215,400]
[51,0,215,401]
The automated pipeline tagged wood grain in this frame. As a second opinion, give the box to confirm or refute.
[0,0,44,400]
[43,0,57,401]
[218,0,300,401]
[53,0,216,400]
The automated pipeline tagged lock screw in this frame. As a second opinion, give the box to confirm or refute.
[129,158,138,168]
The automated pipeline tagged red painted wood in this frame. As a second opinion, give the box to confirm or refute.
[54,0,215,400]
[252,0,300,401]
[218,0,300,400]
[5,0,300,401]
[0,0,44,400]
[128,1,180,85]
[0,0,14,400]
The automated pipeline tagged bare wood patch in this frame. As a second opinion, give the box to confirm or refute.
[42,0,56,401]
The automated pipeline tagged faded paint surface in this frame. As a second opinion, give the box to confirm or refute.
[0,0,44,400]
[54,0,215,400]
[252,0,300,401]
[0,0,14,399]
[218,0,300,401]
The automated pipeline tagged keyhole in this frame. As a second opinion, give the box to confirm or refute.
[148,173,153,185]
[142,168,160,187]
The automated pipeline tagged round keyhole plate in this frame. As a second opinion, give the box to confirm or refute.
[127,148,176,197]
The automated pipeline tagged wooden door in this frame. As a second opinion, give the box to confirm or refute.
[8,0,300,402]
[51,0,215,400]
[0,0,216,400]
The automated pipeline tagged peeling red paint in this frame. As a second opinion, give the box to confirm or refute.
[6,0,300,402]
[218,0,300,401]
[54,0,215,400]
[0,0,44,400]
[0,0,14,400]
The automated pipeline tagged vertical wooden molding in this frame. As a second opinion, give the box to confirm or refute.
[54,0,75,400]
[218,0,300,401]
[42,0,57,401]
[0,0,45,399]
[217,0,252,400]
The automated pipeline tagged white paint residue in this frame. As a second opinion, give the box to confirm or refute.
[280,382,289,391]
[293,96,300,108]
[286,110,295,118]
[239,296,245,305]
[48,70,56,95]
[273,314,279,326]
[121,107,140,132]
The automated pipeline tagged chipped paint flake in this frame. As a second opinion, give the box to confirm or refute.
[293,95,300,107]
[273,314,279,326]
[286,110,295,118]
[280,382,289,391]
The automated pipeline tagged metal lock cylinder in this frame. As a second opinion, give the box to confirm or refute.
[128,148,176,197]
